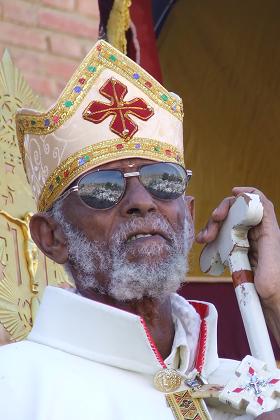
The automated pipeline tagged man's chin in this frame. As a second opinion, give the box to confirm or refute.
[123,237,173,262]
[125,251,172,265]
[108,276,182,302]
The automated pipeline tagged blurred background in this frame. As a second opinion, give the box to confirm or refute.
[0,0,279,359]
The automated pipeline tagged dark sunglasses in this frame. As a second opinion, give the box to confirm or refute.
[59,162,192,210]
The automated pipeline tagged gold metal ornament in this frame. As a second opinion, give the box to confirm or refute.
[0,49,73,344]
[166,390,212,420]
[107,0,132,54]
[153,368,182,393]
[0,49,42,149]
[0,211,39,294]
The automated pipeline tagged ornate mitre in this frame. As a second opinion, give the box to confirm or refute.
[16,40,184,212]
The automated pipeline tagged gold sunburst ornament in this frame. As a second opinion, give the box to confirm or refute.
[0,49,72,344]
[0,49,42,149]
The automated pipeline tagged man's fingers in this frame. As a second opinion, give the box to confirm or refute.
[232,187,277,220]
[196,219,221,243]
[232,186,258,194]
[232,186,266,201]
[197,187,275,245]
[255,408,280,419]
[211,196,236,222]
[196,196,235,243]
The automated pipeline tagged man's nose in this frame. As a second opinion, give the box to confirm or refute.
[119,177,158,217]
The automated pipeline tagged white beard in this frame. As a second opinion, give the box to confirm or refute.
[49,201,194,302]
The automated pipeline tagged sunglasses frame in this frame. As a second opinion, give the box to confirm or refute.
[58,162,192,210]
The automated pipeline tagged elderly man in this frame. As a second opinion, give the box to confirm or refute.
[1,40,280,419]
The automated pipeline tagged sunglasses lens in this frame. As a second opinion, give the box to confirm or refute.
[140,163,187,200]
[78,170,124,209]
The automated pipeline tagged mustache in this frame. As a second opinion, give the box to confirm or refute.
[111,213,178,247]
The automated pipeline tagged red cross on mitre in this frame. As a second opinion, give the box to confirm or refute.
[82,78,154,140]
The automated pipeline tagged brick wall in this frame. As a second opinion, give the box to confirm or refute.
[0,0,99,106]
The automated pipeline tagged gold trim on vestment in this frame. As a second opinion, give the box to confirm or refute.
[166,390,211,420]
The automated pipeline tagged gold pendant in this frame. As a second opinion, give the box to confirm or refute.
[154,370,212,420]
[154,368,182,392]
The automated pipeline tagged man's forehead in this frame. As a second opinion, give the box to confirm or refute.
[83,158,161,172]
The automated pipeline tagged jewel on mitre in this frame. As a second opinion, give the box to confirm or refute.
[83,78,154,140]
[219,355,280,417]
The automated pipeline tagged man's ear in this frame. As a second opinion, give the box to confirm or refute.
[29,214,68,264]
[185,195,195,222]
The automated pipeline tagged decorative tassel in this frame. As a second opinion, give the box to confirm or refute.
[107,0,132,54]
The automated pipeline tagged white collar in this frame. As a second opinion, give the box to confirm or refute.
[28,286,219,378]
[164,316,188,371]
[165,294,201,373]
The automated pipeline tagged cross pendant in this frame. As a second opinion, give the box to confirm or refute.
[219,355,280,417]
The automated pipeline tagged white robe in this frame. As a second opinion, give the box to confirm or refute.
[0,286,253,420]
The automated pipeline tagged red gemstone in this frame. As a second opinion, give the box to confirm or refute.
[257,397,263,406]
[249,367,255,375]
[97,44,102,51]
[165,149,172,157]
[269,378,280,384]
[53,115,60,124]
[64,170,69,178]
[116,144,124,150]
[233,388,244,393]
[79,77,86,85]
[144,81,152,89]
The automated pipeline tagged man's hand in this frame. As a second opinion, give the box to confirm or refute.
[255,408,280,419]
[197,187,280,304]
[196,187,280,345]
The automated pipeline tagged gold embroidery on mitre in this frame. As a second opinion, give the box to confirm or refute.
[16,40,183,171]
[38,138,184,212]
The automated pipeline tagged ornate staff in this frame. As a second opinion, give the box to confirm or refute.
[200,193,276,368]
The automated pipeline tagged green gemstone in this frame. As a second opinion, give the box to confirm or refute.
[161,94,169,102]
[56,176,61,183]
[88,66,96,73]
[109,54,117,62]
[64,100,73,108]
[84,155,90,162]
[154,146,161,152]
[31,120,36,125]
